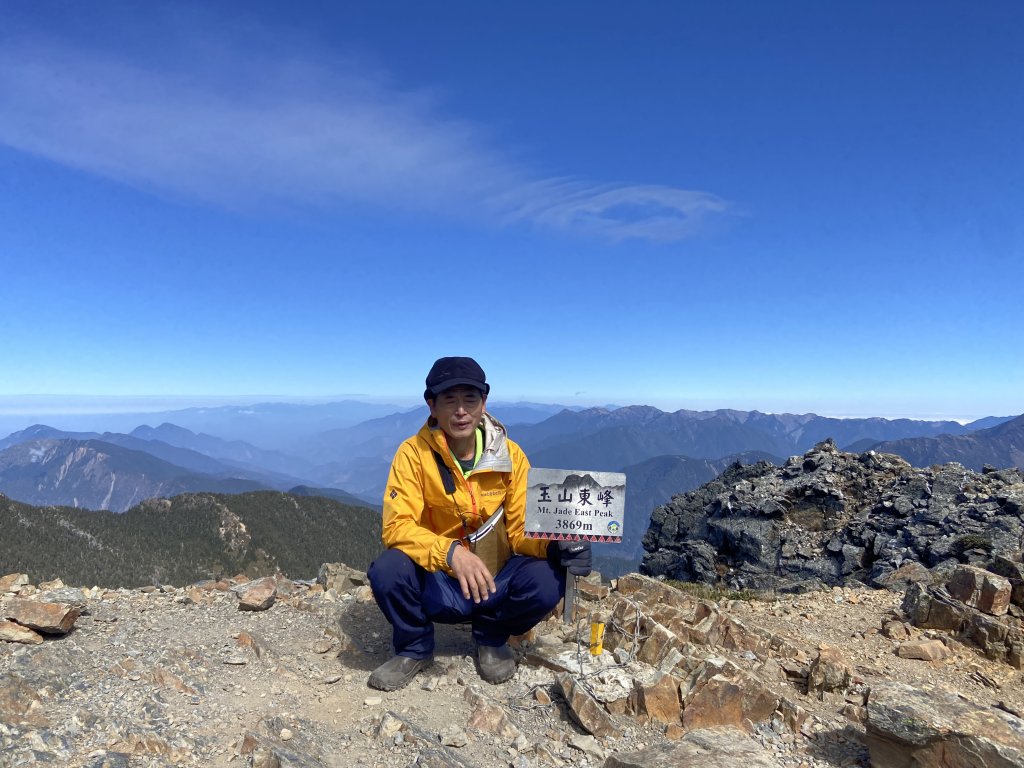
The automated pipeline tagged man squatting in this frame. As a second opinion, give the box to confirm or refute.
[367,356,592,690]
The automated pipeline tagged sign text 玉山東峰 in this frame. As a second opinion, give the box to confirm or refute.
[524,468,625,543]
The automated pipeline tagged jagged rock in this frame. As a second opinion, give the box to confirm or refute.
[375,712,478,767]
[237,578,276,611]
[902,583,968,631]
[874,561,934,590]
[568,733,606,760]
[189,578,228,600]
[466,697,520,741]
[881,619,913,640]
[510,733,532,753]
[556,672,616,737]
[0,618,44,644]
[0,674,48,726]
[632,672,681,725]
[642,445,1024,593]
[604,726,780,767]
[896,639,951,661]
[272,577,298,598]
[966,612,1023,667]
[317,562,368,593]
[636,622,681,666]
[807,645,851,697]
[3,598,81,634]
[438,724,469,747]
[946,565,1012,616]
[903,582,1024,667]
[989,555,1024,606]
[777,659,810,690]
[865,681,1024,768]
[241,733,324,767]
[0,572,30,593]
[37,586,91,610]
[681,672,780,732]
[577,580,609,600]
[379,715,409,743]
[236,630,270,658]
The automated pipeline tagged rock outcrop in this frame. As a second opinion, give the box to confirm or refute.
[902,566,1024,669]
[643,440,1024,592]
[5,563,1024,767]
[865,681,1024,768]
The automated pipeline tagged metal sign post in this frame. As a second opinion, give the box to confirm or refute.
[563,576,577,624]
[524,468,626,625]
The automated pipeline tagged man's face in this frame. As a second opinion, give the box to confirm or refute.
[428,385,486,441]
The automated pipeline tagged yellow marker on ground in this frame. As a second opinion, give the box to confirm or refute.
[589,622,605,655]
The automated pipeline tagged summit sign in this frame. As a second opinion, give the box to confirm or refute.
[524,468,626,543]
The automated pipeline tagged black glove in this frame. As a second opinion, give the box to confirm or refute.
[553,540,592,577]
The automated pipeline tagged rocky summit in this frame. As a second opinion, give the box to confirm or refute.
[642,440,1024,593]
[6,559,1024,768]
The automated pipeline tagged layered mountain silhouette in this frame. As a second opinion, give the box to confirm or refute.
[0,425,376,511]
[296,402,583,499]
[2,404,1019,565]
[1,423,310,480]
[0,400,411,449]
[293,402,578,464]
[0,439,271,512]
[868,414,1024,471]
[129,423,316,479]
[513,406,1006,470]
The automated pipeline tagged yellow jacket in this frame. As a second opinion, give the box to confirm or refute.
[381,413,549,573]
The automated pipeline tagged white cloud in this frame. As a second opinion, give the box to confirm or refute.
[0,38,728,241]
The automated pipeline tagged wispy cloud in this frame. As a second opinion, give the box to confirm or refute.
[0,37,728,241]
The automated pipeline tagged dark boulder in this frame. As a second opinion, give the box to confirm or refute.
[642,441,1024,593]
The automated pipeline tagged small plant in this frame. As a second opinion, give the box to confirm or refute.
[952,534,993,554]
[665,579,766,602]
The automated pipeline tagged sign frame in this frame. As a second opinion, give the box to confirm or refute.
[524,467,626,543]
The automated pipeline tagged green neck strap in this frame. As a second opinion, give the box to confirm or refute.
[450,427,483,477]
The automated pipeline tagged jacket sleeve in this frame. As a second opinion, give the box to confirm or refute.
[381,440,458,573]
[504,442,550,559]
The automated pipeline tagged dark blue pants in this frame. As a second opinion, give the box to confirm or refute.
[368,548,565,659]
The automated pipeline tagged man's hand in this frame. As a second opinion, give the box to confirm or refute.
[554,540,592,577]
[450,544,497,603]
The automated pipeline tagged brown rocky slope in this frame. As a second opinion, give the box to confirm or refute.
[5,555,1024,768]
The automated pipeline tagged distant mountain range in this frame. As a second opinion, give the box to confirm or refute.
[1,401,1020,578]
[0,438,271,512]
[0,425,377,511]
[0,491,382,588]
[293,402,584,499]
[0,423,310,481]
[129,422,317,479]
[868,414,1024,472]
[0,399,581,451]
[292,402,579,463]
[513,407,1009,470]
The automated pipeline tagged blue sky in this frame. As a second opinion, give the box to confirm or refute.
[1,1,1021,421]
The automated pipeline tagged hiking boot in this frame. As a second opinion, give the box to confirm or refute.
[368,655,432,691]
[475,643,516,684]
